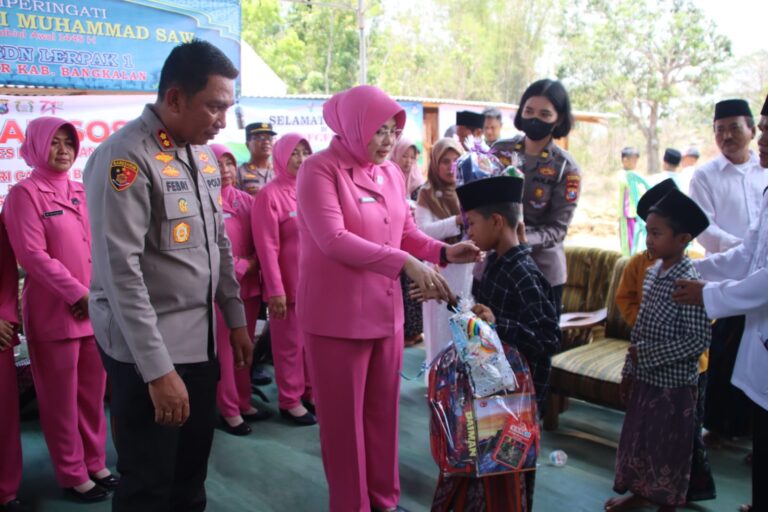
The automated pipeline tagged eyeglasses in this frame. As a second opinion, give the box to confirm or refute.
[373,127,403,141]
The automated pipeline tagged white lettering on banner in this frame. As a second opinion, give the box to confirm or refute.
[0,1,108,19]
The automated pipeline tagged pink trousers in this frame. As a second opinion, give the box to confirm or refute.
[305,329,403,512]
[216,297,260,417]
[0,348,21,503]
[271,304,312,409]
[27,336,107,488]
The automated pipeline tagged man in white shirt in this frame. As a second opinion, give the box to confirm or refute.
[673,93,768,512]
[687,99,766,447]
[690,99,766,255]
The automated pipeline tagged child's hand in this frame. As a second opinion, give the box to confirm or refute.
[619,376,634,406]
[471,304,496,324]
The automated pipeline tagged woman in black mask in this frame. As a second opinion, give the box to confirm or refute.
[492,79,580,316]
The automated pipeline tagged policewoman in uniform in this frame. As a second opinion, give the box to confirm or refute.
[297,85,480,512]
[83,40,251,512]
[492,79,581,311]
[3,117,115,502]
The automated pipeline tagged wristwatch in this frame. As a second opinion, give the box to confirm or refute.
[440,245,449,266]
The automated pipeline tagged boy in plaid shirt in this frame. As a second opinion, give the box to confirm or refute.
[606,181,712,512]
[431,176,560,512]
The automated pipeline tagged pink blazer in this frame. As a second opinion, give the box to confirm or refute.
[0,218,20,347]
[296,140,444,339]
[221,185,261,300]
[3,173,93,342]
[252,176,299,303]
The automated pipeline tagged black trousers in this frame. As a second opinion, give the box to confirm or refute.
[754,400,768,512]
[100,351,220,512]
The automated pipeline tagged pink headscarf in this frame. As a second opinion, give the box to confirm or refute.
[323,85,406,167]
[272,133,311,182]
[20,117,80,176]
[389,137,425,196]
[210,143,237,188]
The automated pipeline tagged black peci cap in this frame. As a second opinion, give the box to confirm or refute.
[457,176,524,212]
[714,99,753,121]
[456,111,485,130]
[646,188,710,238]
[637,178,678,220]
[663,148,682,166]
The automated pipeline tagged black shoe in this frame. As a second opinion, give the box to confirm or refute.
[90,473,120,490]
[0,499,29,512]
[301,399,316,415]
[219,416,252,436]
[251,367,273,386]
[241,408,272,422]
[279,408,318,426]
[251,385,270,403]
[64,484,111,502]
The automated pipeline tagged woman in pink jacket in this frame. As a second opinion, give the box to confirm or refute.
[0,218,24,512]
[2,117,115,502]
[210,144,270,436]
[296,85,481,512]
[252,134,316,426]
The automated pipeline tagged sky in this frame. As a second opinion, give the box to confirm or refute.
[694,0,767,57]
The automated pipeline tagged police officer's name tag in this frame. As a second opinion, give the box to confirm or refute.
[359,196,377,203]
[43,210,63,217]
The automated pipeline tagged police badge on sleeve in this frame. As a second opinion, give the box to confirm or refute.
[110,159,139,192]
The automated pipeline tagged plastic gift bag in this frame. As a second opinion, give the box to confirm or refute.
[455,137,505,186]
[428,306,540,477]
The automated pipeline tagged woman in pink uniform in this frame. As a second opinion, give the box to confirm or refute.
[253,133,315,426]
[0,218,25,512]
[2,117,115,502]
[210,144,270,436]
[296,85,481,512]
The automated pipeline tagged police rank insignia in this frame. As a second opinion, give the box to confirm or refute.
[155,152,173,164]
[157,130,173,149]
[565,174,581,203]
[162,165,180,177]
[538,167,556,177]
[109,159,139,192]
[178,198,189,214]
[202,165,216,175]
[173,221,191,243]
[534,187,545,199]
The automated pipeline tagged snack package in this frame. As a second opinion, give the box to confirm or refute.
[448,298,517,398]
[455,137,505,186]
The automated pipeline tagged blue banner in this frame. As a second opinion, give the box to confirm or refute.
[0,0,240,91]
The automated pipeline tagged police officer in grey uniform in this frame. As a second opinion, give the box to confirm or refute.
[84,40,252,512]
[492,79,581,312]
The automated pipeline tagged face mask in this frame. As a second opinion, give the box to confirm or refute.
[520,117,556,141]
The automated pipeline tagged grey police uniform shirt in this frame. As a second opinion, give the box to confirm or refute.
[492,135,582,287]
[84,105,246,383]
[236,162,273,191]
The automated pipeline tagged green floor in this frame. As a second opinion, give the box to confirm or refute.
[15,346,752,511]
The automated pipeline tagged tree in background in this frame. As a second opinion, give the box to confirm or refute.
[242,0,384,94]
[559,0,731,174]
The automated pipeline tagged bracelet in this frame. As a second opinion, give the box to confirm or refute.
[440,245,449,266]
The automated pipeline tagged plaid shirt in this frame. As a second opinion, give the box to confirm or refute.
[623,257,711,387]
[476,244,562,409]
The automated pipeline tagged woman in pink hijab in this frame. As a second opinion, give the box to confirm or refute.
[252,134,315,426]
[2,117,115,502]
[389,137,425,199]
[296,85,481,512]
[210,143,271,436]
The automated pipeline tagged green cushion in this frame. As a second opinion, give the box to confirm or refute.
[549,338,630,411]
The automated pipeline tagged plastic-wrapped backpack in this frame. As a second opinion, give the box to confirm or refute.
[428,301,540,477]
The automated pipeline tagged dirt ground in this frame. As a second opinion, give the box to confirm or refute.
[564,170,621,251]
